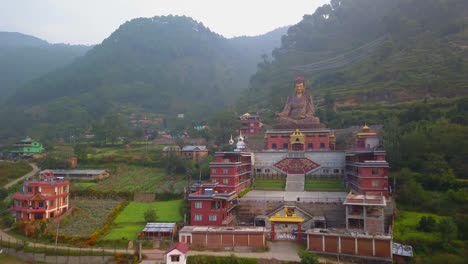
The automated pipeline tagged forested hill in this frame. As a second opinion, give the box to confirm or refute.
[239,0,468,118]
[0,32,90,100]
[8,16,285,123]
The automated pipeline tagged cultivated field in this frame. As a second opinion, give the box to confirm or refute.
[71,164,186,193]
[58,198,121,237]
[0,161,31,186]
[101,200,183,241]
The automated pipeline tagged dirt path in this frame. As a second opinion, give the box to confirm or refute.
[3,163,39,189]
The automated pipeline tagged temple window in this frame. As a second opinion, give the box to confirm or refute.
[281,135,289,138]
[38,201,44,208]
[308,143,313,150]
[271,135,278,138]
[209,215,217,221]
[283,143,288,149]
[223,178,229,184]
[194,202,202,209]
[272,143,277,149]
[372,168,380,175]
[320,143,325,149]
[372,180,379,187]
[211,168,217,174]
[223,168,228,174]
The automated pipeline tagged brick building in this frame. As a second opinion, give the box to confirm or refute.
[239,113,261,135]
[345,125,390,197]
[11,172,69,221]
[189,151,252,226]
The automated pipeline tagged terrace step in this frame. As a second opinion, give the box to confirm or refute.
[285,174,305,192]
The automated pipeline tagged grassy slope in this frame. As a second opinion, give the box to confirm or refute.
[394,211,444,243]
[0,161,31,186]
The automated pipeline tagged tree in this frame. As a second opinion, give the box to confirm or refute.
[439,218,458,243]
[298,249,319,264]
[144,208,158,222]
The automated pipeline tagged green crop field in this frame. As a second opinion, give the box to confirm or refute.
[59,198,121,237]
[72,164,186,193]
[304,179,344,191]
[101,200,183,241]
[254,179,285,190]
[0,161,31,186]
[394,211,445,243]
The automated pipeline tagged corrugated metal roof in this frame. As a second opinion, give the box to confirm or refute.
[182,145,207,151]
[142,222,176,233]
[392,242,413,257]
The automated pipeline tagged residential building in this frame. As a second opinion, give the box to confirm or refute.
[11,172,69,221]
[10,137,44,156]
[165,242,188,264]
[181,145,208,161]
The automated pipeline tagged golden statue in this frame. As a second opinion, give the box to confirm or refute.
[277,77,320,125]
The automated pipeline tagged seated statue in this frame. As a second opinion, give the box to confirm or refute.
[276,77,320,126]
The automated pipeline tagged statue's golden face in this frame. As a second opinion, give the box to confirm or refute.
[295,83,305,94]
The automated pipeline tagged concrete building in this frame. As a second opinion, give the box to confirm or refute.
[181,145,208,161]
[11,172,69,221]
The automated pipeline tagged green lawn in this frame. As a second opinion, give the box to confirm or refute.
[101,200,183,241]
[101,223,144,241]
[254,179,285,190]
[394,210,444,243]
[0,161,31,186]
[304,179,344,191]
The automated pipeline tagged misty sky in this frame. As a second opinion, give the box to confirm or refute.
[0,0,330,45]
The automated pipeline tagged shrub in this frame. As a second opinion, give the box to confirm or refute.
[298,249,319,264]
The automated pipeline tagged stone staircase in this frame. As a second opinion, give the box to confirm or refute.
[285,174,305,192]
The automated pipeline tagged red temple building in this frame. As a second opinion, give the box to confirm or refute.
[189,143,252,226]
[11,172,69,221]
[265,128,336,151]
[239,113,261,135]
[345,125,390,197]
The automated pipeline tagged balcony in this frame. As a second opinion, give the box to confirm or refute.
[10,206,46,213]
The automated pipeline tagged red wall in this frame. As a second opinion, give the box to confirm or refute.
[266,132,330,150]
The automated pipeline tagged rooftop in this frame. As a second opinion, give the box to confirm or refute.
[142,222,176,233]
[343,192,386,206]
[180,226,265,233]
[41,169,107,175]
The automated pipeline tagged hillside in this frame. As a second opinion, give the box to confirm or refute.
[238,0,468,122]
[5,16,284,138]
[0,32,90,100]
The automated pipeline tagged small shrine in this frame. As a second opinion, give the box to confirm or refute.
[269,207,305,241]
